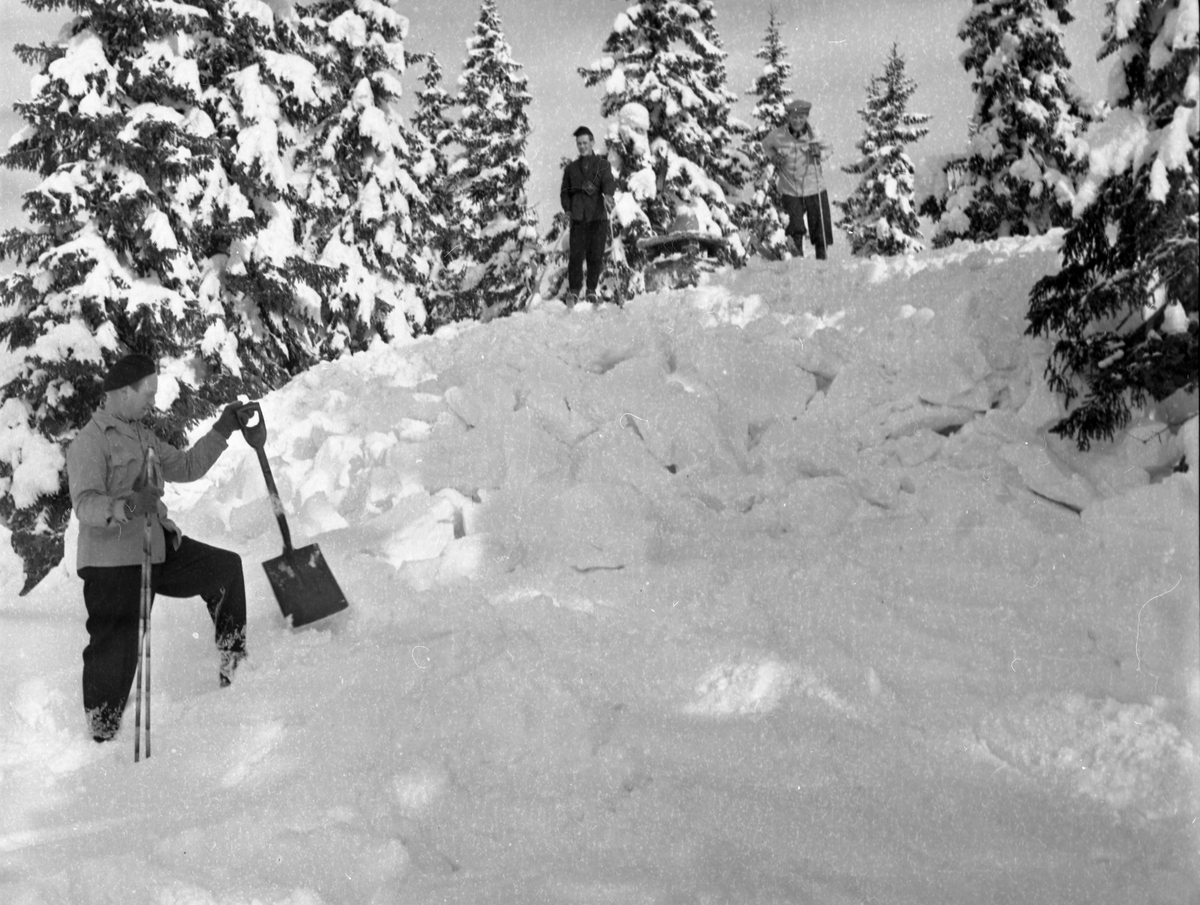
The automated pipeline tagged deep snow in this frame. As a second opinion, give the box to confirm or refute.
[1,237,1198,904]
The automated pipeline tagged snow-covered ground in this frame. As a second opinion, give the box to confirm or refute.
[2,237,1197,904]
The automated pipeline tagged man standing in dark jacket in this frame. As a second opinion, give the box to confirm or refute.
[66,353,251,742]
[560,126,616,304]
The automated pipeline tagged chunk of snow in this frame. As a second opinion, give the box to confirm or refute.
[230,0,274,28]
[1162,302,1190,334]
[231,65,280,124]
[899,305,935,323]
[262,51,325,108]
[0,401,66,509]
[328,10,367,46]
[143,210,178,251]
[684,657,797,716]
[619,102,650,135]
[614,191,649,228]
[47,32,115,99]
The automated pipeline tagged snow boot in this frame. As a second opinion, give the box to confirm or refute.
[219,650,247,688]
[86,705,120,743]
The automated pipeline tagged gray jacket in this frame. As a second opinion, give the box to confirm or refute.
[762,123,832,198]
[67,411,227,570]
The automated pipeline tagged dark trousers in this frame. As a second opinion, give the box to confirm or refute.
[782,191,833,260]
[79,535,245,737]
[567,218,608,294]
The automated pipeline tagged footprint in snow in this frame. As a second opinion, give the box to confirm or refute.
[220,721,287,788]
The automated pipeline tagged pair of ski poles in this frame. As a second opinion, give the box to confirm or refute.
[133,448,160,763]
[605,208,629,307]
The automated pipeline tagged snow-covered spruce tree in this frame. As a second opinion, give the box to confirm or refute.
[296,0,433,351]
[0,0,237,592]
[407,49,457,305]
[605,104,668,300]
[580,0,747,294]
[433,0,538,326]
[190,0,345,385]
[923,0,1092,246]
[1026,0,1198,450]
[735,7,792,260]
[836,44,931,257]
[535,195,572,302]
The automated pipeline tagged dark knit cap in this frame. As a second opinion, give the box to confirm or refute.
[573,125,594,139]
[102,353,157,392]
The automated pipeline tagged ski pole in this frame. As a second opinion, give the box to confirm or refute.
[133,447,159,762]
[133,520,148,760]
[143,497,152,760]
[818,190,831,258]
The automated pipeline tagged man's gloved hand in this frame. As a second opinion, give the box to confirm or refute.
[115,485,161,523]
[213,401,247,440]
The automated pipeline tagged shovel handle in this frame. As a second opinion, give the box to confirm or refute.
[255,447,295,554]
[236,401,296,554]
[237,401,267,449]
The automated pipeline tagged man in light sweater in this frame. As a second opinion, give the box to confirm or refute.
[762,99,834,259]
[67,353,251,742]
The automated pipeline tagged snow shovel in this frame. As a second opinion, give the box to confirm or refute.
[237,402,349,627]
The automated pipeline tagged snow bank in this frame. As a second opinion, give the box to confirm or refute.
[174,237,1193,678]
[2,235,1195,904]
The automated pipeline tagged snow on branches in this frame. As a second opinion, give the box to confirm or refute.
[432,0,538,326]
[837,44,931,257]
[1027,0,1198,449]
[735,8,792,260]
[580,0,747,288]
[0,0,432,589]
[0,0,230,590]
[925,0,1093,245]
[407,49,457,295]
[298,0,434,350]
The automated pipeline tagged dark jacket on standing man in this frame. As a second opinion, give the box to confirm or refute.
[560,154,617,222]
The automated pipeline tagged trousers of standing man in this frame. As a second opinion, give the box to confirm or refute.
[561,150,617,297]
[567,220,608,295]
[762,113,834,261]
[781,190,834,260]
[80,535,245,740]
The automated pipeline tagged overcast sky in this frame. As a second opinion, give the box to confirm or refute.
[0,0,1110,242]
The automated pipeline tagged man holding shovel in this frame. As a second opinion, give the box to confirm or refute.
[66,353,252,743]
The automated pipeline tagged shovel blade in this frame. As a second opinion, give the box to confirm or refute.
[262,544,349,628]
